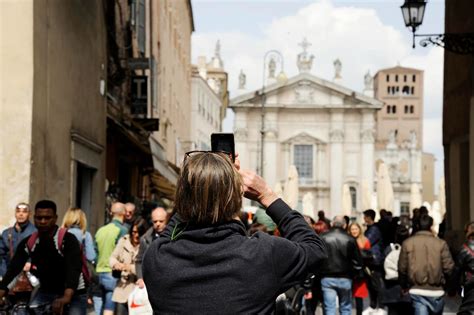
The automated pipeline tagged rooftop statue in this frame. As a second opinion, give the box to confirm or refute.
[297,38,314,73]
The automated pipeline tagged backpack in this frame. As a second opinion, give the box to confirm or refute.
[26,228,92,285]
[384,243,401,280]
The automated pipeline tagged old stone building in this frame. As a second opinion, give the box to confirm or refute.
[372,66,434,214]
[231,43,382,217]
[0,0,107,230]
[105,0,194,210]
[188,42,229,151]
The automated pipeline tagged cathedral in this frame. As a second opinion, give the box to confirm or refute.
[230,40,431,218]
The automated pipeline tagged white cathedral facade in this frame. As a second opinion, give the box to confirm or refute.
[230,41,423,218]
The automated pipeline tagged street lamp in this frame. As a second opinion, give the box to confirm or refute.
[259,50,287,177]
[400,0,474,54]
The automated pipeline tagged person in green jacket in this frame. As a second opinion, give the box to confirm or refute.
[94,202,128,315]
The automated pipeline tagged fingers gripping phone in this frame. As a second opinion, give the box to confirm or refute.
[211,133,235,162]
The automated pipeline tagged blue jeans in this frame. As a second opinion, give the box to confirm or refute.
[410,294,444,315]
[98,272,118,312]
[321,277,352,315]
[30,291,87,315]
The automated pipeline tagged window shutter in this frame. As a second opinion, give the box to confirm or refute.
[137,0,146,54]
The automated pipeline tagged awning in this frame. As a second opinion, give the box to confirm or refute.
[150,172,176,201]
[148,136,179,185]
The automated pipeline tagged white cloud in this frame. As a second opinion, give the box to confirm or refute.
[192,0,445,185]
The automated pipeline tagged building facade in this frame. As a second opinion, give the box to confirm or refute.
[231,46,382,218]
[374,67,424,150]
[0,0,107,230]
[104,0,194,209]
[188,44,228,150]
[373,66,434,214]
[443,0,474,235]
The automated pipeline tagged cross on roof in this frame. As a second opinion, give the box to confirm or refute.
[299,38,311,53]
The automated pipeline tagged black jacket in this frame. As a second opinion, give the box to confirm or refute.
[143,199,327,314]
[0,226,82,294]
[135,227,159,279]
[319,227,363,278]
[458,240,474,292]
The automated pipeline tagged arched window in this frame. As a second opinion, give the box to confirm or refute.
[392,86,396,94]
[386,74,390,82]
[411,86,415,94]
[410,105,414,114]
[386,105,391,114]
[402,85,410,95]
[395,75,399,82]
[404,105,409,114]
[387,86,391,94]
[412,74,416,82]
[404,75,407,82]
[392,105,397,114]
[350,186,357,211]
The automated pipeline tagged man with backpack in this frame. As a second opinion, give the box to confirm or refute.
[0,202,37,278]
[0,200,85,314]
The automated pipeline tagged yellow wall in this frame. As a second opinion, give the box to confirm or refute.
[0,0,35,228]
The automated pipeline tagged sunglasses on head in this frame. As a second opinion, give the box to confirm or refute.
[184,150,232,160]
[16,204,29,210]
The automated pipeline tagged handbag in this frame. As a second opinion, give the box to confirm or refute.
[11,272,33,293]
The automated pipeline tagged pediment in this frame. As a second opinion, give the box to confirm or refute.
[282,132,326,145]
[230,72,383,109]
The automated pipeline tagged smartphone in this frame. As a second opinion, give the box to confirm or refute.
[211,133,235,162]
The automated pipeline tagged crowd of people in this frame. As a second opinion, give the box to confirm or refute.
[0,151,472,315]
[0,200,170,314]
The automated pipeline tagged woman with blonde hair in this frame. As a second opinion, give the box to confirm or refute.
[62,207,96,263]
[349,222,371,315]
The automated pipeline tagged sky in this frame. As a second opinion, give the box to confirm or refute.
[191,0,445,193]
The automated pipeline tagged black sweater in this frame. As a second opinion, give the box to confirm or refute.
[0,226,82,295]
[143,198,328,314]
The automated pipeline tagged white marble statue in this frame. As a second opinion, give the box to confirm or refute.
[410,130,417,148]
[364,71,373,90]
[214,40,221,58]
[388,130,397,146]
[268,58,276,78]
[238,70,246,89]
[297,38,314,73]
[333,59,342,79]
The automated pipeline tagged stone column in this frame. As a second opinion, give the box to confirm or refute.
[329,110,344,217]
[263,111,278,187]
[234,110,249,169]
[282,142,290,182]
[360,110,375,195]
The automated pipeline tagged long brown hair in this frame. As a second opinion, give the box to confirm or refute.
[174,152,243,225]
